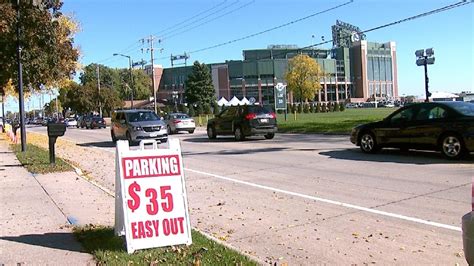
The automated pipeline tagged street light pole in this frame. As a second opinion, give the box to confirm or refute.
[16,0,26,151]
[113,53,134,109]
[415,48,435,103]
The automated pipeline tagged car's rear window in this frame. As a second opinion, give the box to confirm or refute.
[247,106,272,114]
[447,102,474,116]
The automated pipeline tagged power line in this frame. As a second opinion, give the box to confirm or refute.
[95,1,237,66]
[158,0,238,38]
[161,1,255,41]
[157,0,354,60]
[159,0,471,62]
[295,0,472,56]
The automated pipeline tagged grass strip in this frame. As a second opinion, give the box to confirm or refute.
[11,143,73,174]
[276,108,394,134]
[73,225,257,265]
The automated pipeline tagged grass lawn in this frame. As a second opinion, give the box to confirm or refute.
[11,143,73,174]
[73,225,257,265]
[277,108,395,134]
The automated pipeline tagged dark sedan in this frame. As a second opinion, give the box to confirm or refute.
[350,101,474,159]
[85,116,106,129]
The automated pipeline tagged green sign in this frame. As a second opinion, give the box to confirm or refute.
[274,83,287,110]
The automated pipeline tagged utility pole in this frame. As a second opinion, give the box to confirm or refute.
[143,35,159,114]
[96,65,102,116]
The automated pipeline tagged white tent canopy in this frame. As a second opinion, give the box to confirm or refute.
[240,97,250,105]
[217,97,228,106]
[228,96,241,106]
[430,91,459,99]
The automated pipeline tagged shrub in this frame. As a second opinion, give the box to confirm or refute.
[339,102,345,112]
[333,102,339,112]
[303,103,310,113]
[212,101,220,115]
[297,104,303,113]
[188,105,195,117]
[203,103,212,114]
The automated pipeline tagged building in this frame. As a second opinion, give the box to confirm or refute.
[153,20,398,106]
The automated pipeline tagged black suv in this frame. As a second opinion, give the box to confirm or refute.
[207,105,277,141]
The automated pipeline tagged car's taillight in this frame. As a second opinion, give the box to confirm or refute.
[269,112,276,119]
[245,113,257,120]
[173,119,182,124]
[190,119,194,123]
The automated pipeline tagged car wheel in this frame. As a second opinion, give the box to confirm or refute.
[189,129,195,134]
[440,134,465,159]
[161,138,168,143]
[126,131,133,146]
[234,127,245,141]
[359,132,378,153]
[167,126,173,135]
[207,126,216,139]
[111,130,117,143]
[264,133,275,139]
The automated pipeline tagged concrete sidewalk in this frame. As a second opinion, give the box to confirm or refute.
[0,134,114,265]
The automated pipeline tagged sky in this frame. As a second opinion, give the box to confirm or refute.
[4,0,474,113]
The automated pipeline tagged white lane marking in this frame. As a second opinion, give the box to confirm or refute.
[185,168,462,232]
[44,134,462,232]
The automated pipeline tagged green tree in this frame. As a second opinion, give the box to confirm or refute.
[212,101,220,115]
[185,61,215,107]
[0,1,79,92]
[339,102,345,112]
[188,105,195,117]
[196,104,204,116]
[285,54,324,103]
[303,103,310,113]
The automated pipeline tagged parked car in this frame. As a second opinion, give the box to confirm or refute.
[65,118,78,127]
[111,109,167,144]
[164,113,196,134]
[207,105,277,141]
[350,101,474,159]
[85,116,106,129]
[77,115,86,128]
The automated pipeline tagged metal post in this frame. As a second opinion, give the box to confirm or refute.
[49,136,56,165]
[97,65,102,116]
[129,57,134,109]
[424,59,429,103]
[16,0,26,152]
[1,93,5,133]
[149,36,157,114]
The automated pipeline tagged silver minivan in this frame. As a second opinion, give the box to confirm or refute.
[111,109,168,144]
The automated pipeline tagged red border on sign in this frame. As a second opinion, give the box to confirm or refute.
[121,155,181,179]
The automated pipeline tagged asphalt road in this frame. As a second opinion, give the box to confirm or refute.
[27,125,473,264]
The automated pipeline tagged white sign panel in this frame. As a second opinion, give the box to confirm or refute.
[115,139,192,253]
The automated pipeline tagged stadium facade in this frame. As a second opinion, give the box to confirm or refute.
[150,20,398,106]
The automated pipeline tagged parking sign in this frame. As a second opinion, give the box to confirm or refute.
[115,139,192,253]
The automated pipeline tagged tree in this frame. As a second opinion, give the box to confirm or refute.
[285,54,324,103]
[188,105,195,117]
[0,1,79,92]
[80,63,151,101]
[212,101,220,115]
[185,61,215,107]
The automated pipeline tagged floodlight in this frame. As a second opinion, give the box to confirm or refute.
[426,57,435,65]
[425,48,434,57]
[415,49,425,58]
[416,58,426,66]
